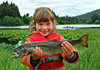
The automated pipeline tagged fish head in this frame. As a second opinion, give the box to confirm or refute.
[11,46,31,58]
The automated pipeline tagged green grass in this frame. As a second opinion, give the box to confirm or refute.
[58,28,100,70]
[0,43,28,70]
[0,28,100,70]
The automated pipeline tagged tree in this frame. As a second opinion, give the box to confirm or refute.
[0,1,21,19]
[2,16,24,26]
[79,18,87,24]
[22,13,32,25]
[91,14,98,23]
[14,17,24,25]
[0,19,3,26]
[86,19,92,24]
[98,16,100,21]
[3,16,15,26]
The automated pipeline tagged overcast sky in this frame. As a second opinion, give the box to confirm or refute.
[0,0,100,17]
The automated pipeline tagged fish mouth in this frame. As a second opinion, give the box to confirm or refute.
[11,52,20,58]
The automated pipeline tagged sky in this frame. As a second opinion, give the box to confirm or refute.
[0,0,100,17]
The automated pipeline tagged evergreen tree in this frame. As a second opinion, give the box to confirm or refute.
[91,14,98,23]
[0,1,21,19]
[22,13,32,25]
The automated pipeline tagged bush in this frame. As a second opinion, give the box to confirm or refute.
[0,19,3,26]
[2,16,24,26]
[95,20,100,24]
[86,19,92,24]
[15,17,24,26]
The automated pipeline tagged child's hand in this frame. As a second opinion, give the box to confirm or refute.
[61,41,74,59]
[31,47,43,61]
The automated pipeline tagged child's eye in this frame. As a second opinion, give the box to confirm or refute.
[47,23,50,25]
[39,24,43,25]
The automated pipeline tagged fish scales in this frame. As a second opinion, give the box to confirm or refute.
[11,34,88,58]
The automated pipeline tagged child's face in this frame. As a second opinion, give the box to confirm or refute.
[35,20,53,36]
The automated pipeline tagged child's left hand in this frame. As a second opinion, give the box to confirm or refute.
[61,41,74,59]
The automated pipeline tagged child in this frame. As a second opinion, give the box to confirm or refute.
[21,7,79,70]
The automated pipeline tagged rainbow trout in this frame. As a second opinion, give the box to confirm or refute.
[11,34,88,58]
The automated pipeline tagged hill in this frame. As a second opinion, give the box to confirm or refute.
[76,9,100,19]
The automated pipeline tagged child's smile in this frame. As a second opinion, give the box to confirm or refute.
[35,20,53,36]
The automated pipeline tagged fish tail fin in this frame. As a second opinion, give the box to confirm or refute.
[79,34,88,47]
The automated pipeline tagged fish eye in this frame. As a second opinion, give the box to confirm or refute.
[17,51,20,54]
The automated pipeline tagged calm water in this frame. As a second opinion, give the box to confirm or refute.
[0,25,100,29]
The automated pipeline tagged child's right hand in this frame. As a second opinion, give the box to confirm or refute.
[31,47,43,61]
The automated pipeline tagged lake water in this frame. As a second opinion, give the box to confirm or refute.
[0,24,100,29]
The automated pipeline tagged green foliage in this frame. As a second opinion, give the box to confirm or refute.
[0,1,21,19]
[3,16,16,26]
[56,16,78,24]
[0,29,29,44]
[0,19,3,25]
[76,9,100,19]
[91,14,99,23]
[0,1,34,26]
[14,17,24,25]
[86,19,92,24]
[0,43,29,70]
[0,1,100,26]
[0,28,100,70]
[2,16,24,26]
[22,13,32,25]
[0,1,26,26]
[59,28,100,70]
[79,18,87,24]
[95,20,100,24]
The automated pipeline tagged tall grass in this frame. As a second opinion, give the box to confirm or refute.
[0,28,100,70]
[0,43,28,70]
[58,28,100,70]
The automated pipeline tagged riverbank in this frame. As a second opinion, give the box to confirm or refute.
[0,24,100,29]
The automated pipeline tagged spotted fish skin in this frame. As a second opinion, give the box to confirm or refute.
[11,34,88,58]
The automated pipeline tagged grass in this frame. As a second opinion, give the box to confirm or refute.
[0,28,100,70]
[0,43,28,70]
[59,28,100,70]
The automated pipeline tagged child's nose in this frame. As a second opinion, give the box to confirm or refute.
[42,25,47,29]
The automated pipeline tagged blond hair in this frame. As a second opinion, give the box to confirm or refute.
[29,7,57,32]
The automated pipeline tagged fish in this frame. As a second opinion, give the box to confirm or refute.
[11,34,88,58]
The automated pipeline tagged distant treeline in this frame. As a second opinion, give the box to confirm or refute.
[0,1,32,26]
[0,1,100,26]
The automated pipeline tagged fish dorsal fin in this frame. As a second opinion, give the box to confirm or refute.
[48,40,58,42]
